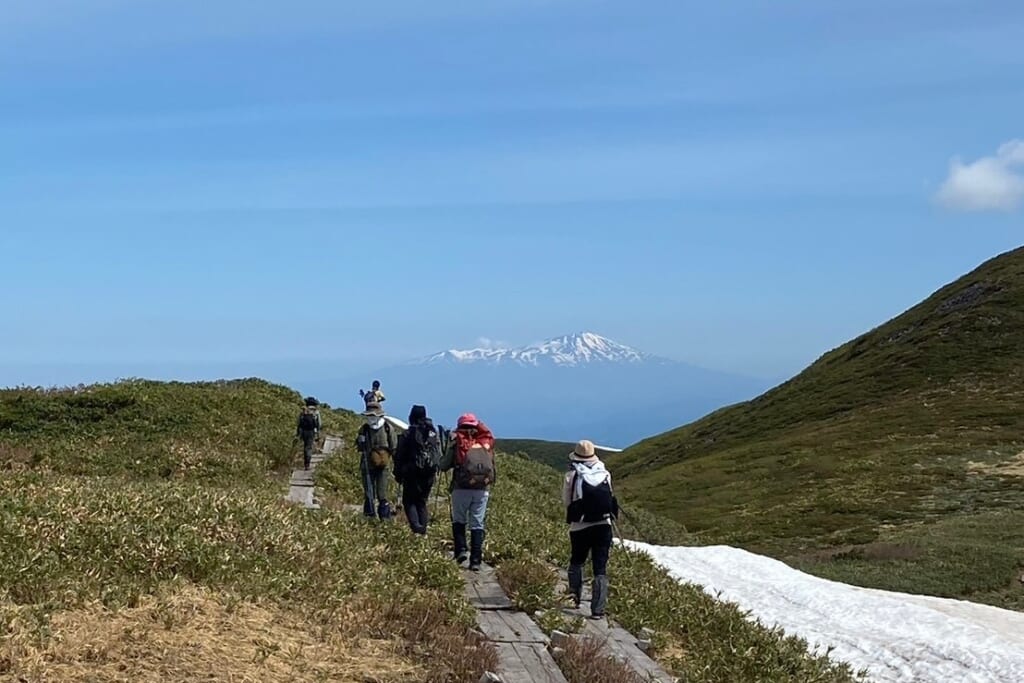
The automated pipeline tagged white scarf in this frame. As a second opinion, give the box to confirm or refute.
[571,460,610,501]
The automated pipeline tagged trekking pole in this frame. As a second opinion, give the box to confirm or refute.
[611,518,626,547]
[616,504,654,545]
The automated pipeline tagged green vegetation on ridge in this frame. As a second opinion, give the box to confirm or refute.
[495,438,576,470]
[0,378,858,682]
[615,246,1024,609]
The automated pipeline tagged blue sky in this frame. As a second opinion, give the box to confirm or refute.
[2,0,1023,390]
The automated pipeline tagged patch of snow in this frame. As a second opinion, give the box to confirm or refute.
[623,541,1024,682]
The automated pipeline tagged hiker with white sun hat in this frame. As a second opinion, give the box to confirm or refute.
[563,439,619,619]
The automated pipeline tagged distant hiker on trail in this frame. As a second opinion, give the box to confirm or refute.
[393,404,442,536]
[359,380,386,407]
[439,413,496,571]
[295,396,321,470]
[355,402,396,520]
[563,439,618,620]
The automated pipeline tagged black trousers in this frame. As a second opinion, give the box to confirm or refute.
[569,524,612,576]
[402,488,430,535]
[300,430,316,468]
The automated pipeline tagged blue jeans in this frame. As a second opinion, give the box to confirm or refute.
[451,488,490,531]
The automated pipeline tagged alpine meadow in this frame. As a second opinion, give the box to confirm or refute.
[0,379,858,682]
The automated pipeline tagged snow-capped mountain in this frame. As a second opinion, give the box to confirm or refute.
[413,332,658,367]
[316,331,771,447]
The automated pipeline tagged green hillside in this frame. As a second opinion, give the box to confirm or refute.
[496,438,576,469]
[0,379,857,682]
[614,246,1024,609]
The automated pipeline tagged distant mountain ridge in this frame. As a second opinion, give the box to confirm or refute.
[308,331,770,447]
[411,332,659,367]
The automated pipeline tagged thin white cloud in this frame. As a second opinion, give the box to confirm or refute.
[476,337,507,349]
[936,139,1024,212]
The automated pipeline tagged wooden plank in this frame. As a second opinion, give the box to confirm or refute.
[514,643,569,683]
[494,643,532,681]
[493,643,568,683]
[580,620,676,683]
[322,436,344,455]
[464,567,514,610]
[477,610,549,644]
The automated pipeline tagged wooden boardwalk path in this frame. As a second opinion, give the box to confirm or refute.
[557,569,677,683]
[294,437,671,682]
[284,434,343,510]
[463,563,568,683]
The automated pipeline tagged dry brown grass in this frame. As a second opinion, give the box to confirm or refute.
[0,443,34,471]
[373,594,499,683]
[1,585,424,683]
[967,451,1024,477]
[553,636,645,683]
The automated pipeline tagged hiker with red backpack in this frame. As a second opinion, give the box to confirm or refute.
[439,413,496,571]
[393,404,443,535]
[563,439,618,620]
[355,402,397,520]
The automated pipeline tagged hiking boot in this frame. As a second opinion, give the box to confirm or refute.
[469,529,485,571]
[452,522,468,564]
[377,501,393,520]
[591,575,609,619]
[568,563,584,609]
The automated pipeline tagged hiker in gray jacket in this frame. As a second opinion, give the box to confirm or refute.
[355,402,396,519]
[563,439,617,620]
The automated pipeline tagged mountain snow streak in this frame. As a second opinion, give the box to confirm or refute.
[414,332,658,367]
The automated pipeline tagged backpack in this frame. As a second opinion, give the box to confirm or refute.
[362,421,393,469]
[299,408,318,432]
[455,443,495,490]
[410,422,442,472]
[566,466,618,524]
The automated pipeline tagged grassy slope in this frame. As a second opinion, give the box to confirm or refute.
[614,246,1024,609]
[0,379,492,682]
[0,378,858,682]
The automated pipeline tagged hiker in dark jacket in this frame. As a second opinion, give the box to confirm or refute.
[438,413,496,571]
[563,439,617,620]
[354,402,396,519]
[359,380,386,407]
[295,397,321,470]
[393,404,441,535]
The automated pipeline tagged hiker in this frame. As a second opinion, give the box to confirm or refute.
[359,380,386,407]
[393,404,442,535]
[295,396,321,470]
[563,439,618,620]
[439,413,496,571]
[355,402,396,519]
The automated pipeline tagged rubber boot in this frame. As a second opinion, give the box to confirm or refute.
[591,575,609,619]
[469,529,485,571]
[452,522,468,564]
[568,564,584,609]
